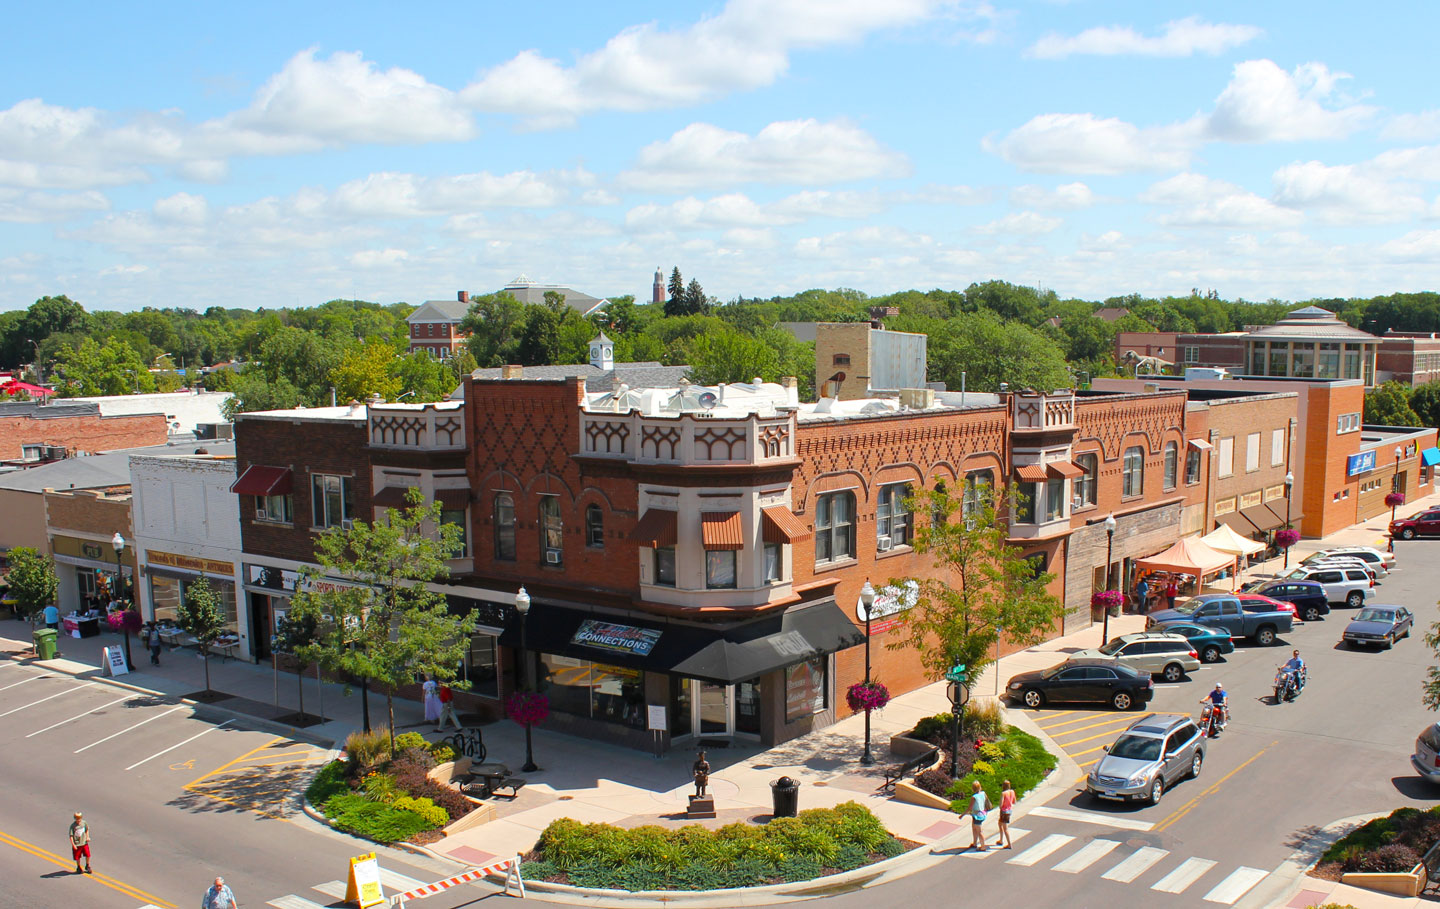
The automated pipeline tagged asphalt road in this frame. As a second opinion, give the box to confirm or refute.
[0,659,501,909]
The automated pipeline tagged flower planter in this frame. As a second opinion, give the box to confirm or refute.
[1339,866,1424,897]
[893,779,952,811]
[887,733,935,760]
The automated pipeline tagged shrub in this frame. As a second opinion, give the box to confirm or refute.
[387,753,473,821]
[979,742,1006,761]
[776,854,824,882]
[519,859,559,881]
[965,701,1006,740]
[344,728,391,769]
[1322,806,1440,863]
[429,743,456,764]
[1344,843,1420,873]
[324,794,432,843]
[944,728,1057,806]
[393,795,450,827]
[392,731,429,752]
[877,836,908,858]
[306,760,351,806]
[361,772,399,803]
[393,746,437,772]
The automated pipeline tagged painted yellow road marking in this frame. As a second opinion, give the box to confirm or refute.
[0,827,175,907]
[1070,745,1108,759]
[184,736,281,789]
[1058,727,1143,748]
[1049,714,1148,740]
[1153,741,1277,833]
[168,759,195,771]
[1035,711,1112,731]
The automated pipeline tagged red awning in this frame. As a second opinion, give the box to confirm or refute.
[435,488,470,510]
[230,465,292,496]
[372,486,411,508]
[701,512,745,550]
[632,509,678,548]
[1049,461,1084,479]
[1014,463,1048,483]
[761,506,811,544]
[0,380,54,397]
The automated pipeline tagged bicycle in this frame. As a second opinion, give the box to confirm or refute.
[447,728,487,763]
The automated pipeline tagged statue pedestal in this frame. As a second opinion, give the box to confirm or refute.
[687,795,716,819]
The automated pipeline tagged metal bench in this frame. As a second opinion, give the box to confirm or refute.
[882,748,939,792]
[489,777,527,799]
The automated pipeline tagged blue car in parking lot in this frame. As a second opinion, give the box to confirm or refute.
[1242,579,1330,622]
[1149,621,1235,663]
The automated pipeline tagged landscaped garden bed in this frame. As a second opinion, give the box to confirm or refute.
[305,729,476,844]
[1309,805,1440,881]
[519,802,913,891]
[903,702,1058,813]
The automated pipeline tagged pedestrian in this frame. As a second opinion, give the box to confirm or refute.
[1165,576,1179,610]
[422,675,440,725]
[43,603,60,632]
[202,876,237,909]
[68,811,91,874]
[435,682,461,732]
[969,780,989,851]
[995,779,1016,849]
[146,622,162,666]
[1135,576,1150,615]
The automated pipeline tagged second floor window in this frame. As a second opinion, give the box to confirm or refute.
[311,474,353,528]
[441,508,468,559]
[585,504,604,547]
[1074,454,1097,507]
[876,483,911,548]
[1186,447,1202,484]
[1044,477,1065,522]
[1015,483,1037,524]
[256,494,292,523]
[1163,442,1178,490]
[1122,446,1144,497]
[494,493,516,560]
[815,491,855,565]
[654,547,676,586]
[706,550,737,589]
[539,495,563,563]
[962,470,993,527]
[763,543,781,583]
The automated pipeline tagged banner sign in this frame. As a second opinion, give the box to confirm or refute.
[147,550,234,576]
[571,620,662,657]
[1348,450,1377,476]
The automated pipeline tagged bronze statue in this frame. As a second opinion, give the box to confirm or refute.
[692,751,710,798]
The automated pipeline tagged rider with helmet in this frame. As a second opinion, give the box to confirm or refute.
[1199,681,1229,731]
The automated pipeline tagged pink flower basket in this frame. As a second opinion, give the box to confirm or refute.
[1274,528,1301,549]
[507,691,550,728]
[1385,492,1406,509]
[1090,589,1124,611]
[846,680,891,713]
[106,609,142,634]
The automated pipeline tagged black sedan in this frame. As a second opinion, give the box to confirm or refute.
[1245,579,1329,621]
[1005,658,1155,711]
[1342,605,1414,649]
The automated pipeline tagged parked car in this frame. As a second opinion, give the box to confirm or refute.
[1303,557,1378,581]
[1242,581,1329,622]
[1072,632,1202,682]
[1147,593,1293,645]
[1284,564,1376,607]
[1341,605,1414,649]
[1148,621,1235,663]
[1239,593,1299,618]
[1302,546,1394,576]
[1412,722,1440,784]
[1004,658,1154,710]
[1391,509,1440,540]
[1086,714,1206,806]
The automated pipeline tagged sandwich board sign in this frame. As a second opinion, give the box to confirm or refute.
[103,646,129,677]
[345,852,386,908]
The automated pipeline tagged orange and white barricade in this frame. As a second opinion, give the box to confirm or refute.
[391,855,525,906]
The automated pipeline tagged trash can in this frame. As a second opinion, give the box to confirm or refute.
[33,628,58,660]
[770,776,800,818]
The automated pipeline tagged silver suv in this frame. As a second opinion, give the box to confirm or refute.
[1072,632,1201,682]
[1087,714,1206,805]
[1284,564,1375,606]
[1303,546,1394,576]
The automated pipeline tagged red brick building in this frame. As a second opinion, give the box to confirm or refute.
[0,401,168,461]
[1377,331,1440,387]
[407,292,471,359]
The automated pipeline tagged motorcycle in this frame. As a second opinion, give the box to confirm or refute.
[1200,702,1227,738]
[1274,666,1306,703]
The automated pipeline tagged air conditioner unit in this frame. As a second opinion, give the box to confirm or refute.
[1073,496,1083,509]
[545,550,561,565]
[876,535,893,552]
[341,519,354,531]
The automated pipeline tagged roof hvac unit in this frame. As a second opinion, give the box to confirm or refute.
[195,422,235,440]
[44,446,68,460]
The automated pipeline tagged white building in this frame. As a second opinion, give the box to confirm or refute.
[67,390,232,435]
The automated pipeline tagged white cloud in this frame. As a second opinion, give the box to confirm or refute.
[1028,17,1261,59]
[1383,110,1440,141]
[153,192,210,225]
[621,119,908,190]
[1140,173,1301,228]
[328,170,565,218]
[626,194,779,230]
[1010,182,1096,209]
[986,113,1198,174]
[1380,229,1440,262]
[1206,60,1374,143]
[349,248,411,268]
[99,264,148,276]
[462,0,953,124]
[1271,160,1425,223]
[0,187,109,222]
[975,211,1063,235]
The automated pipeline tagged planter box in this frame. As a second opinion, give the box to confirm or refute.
[888,733,937,760]
[893,780,954,811]
[1339,866,1424,897]
[427,757,472,787]
[443,799,495,836]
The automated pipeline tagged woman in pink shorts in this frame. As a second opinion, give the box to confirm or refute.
[995,780,1016,849]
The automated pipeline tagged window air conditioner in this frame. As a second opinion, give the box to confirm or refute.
[545,550,561,565]
[341,519,354,531]
[876,535,893,552]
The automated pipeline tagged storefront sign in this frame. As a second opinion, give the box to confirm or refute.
[572,620,662,657]
[767,630,816,657]
[1264,484,1286,502]
[147,550,234,576]
[81,543,102,559]
[1348,450,1377,476]
[1214,497,1236,516]
[102,645,129,677]
[856,579,920,630]
[1240,490,1263,509]
[247,564,298,592]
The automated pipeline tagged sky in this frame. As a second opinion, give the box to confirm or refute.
[2,1,1439,313]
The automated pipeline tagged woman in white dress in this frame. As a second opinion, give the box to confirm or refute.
[422,676,441,724]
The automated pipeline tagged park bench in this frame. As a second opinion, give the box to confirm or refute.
[489,777,527,799]
[882,747,939,792]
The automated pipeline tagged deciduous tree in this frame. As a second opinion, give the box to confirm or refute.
[1364,381,1421,427]
[176,577,227,695]
[6,548,57,622]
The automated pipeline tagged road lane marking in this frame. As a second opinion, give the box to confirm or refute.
[1070,745,1108,758]
[183,735,280,789]
[1152,857,1217,893]
[1102,846,1170,883]
[0,673,47,691]
[0,680,96,716]
[0,827,175,907]
[1055,727,1138,748]
[1052,838,1121,873]
[75,705,185,752]
[1153,741,1277,833]
[25,694,131,737]
[1049,714,1149,739]
[1036,711,1112,731]
[1203,866,1269,904]
[961,827,1032,858]
[379,869,429,891]
[267,896,326,909]
[1025,806,1155,831]
[1007,833,1074,866]
[126,719,232,771]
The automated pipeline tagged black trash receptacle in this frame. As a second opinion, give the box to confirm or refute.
[770,776,800,818]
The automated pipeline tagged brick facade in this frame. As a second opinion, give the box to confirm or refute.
[0,403,167,460]
[1378,333,1440,387]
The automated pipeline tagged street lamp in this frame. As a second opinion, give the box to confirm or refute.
[859,580,877,766]
[946,673,971,778]
[1283,472,1295,568]
[1102,514,1117,645]
[1391,447,1405,553]
[514,586,538,773]
[111,532,132,669]
[27,339,42,384]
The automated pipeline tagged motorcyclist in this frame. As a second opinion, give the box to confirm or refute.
[1282,649,1306,692]
[1200,682,1229,729]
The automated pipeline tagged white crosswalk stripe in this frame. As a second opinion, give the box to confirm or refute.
[1101,846,1170,883]
[1051,838,1121,873]
[961,826,1032,858]
[380,868,428,892]
[1151,857,1218,893]
[1202,866,1269,904]
[268,896,326,909]
[310,880,347,898]
[1007,833,1074,866]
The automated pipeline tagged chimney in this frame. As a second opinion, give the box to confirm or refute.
[458,290,469,304]
[369,392,384,406]
[501,365,523,379]
[780,376,799,406]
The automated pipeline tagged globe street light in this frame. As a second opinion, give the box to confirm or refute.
[1102,514,1117,645]
[514,586,538,773]
[111,532,132,669]
[1283,472,1295,568]
[858,580,877,766]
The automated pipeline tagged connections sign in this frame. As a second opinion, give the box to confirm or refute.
[572,620,662,657]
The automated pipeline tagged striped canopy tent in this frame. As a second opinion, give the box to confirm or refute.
[1135,535,1235,580]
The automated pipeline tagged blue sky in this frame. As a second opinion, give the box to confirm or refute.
[2,1,1438,312]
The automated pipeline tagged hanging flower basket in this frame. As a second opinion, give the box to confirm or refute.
[106,609,142,634]
[846,680,890,713]
[1274,528,1301,549]
[1385,492,1406,509]
[1090,589,1124,612]
[507,690,549,728]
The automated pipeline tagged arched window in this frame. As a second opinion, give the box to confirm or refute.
[1123,446,1145,497]
[585,504,604,547]
[494,493,515,560]
[815,491,856,565]
[1163,441,1179,491]
[539,495,563,564]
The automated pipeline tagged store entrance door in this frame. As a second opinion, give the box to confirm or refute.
[694,681,732,737]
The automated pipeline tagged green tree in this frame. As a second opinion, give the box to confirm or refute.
[273,610,320,721]
[1409,381,1440,428]
[287,488,476,750]
[176,577,227,694]
[223,372,305,418]
[686,329,779,385]
[393,350,459,402]
[1364,381,1421,426]
[890,481,1065,681]
[926,312,1072,392]
[666,267,685,316]
[257,326,349,404]
[6,548,57,622]
[460,292,525,367]
[329,339,403,403]
[53,338,157,396]
[684,278,710,316]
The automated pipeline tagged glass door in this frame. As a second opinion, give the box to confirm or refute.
[695,681,732,736]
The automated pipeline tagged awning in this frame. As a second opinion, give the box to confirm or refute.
[1200,523,1266,557]
[1216,512,1262,537]
[1263,502,1300,528]
[1135,535,1233,576]
[230,465,292,496]
[632,509,678,548]
[762,506,811,544]
[1188,439,1213,451]
[1048,461,1084,479]
[1014,463,1048,482]
[1423,447,1440,467]
[701,512,744,550]
[498,599,864,685]
[372,486,412,508]
[1240,504,1283,532]
[435,488,470,510]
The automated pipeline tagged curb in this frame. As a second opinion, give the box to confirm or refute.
[1236,811,1386,909]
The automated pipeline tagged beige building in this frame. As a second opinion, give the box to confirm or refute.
[814,322,927,400]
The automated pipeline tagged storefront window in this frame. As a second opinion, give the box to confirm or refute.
[736,678,762,735]
[654,547,676,586]
[152,574,238,632]
[464,634,500,699]
[705,550,737,589]
[1269,341,1289,376]
[785,658,828,722]
[537,653,645,727]
[669,676,692,738]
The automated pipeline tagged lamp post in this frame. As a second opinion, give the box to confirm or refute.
[1392,447,1404,553]
[27,338,42,384]
[111,532,132,669]
[515,586,538,773]
[859,580,877,766]
[1102,514,1117,645]
[1283,472,1294,568]
[946,670,970,778]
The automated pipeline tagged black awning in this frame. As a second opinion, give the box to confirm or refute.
[500,599,863,684]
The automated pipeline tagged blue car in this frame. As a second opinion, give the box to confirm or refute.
[1150,621,1235,664]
